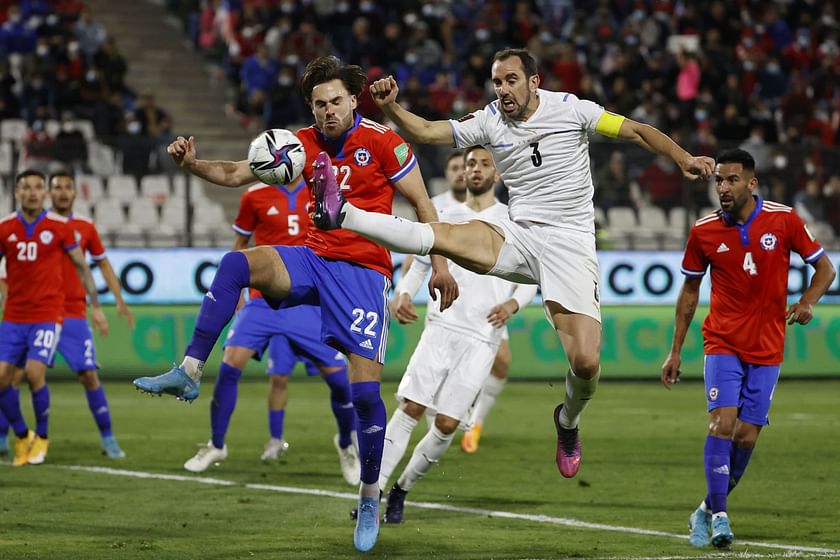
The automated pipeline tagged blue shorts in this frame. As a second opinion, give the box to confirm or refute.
[274,246,391,363]
[704,354,781,426]
[52,318,98,372]
[225,297,345,375]
[0,321,61,368]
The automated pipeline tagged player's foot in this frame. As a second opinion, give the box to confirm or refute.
[133,365,200,402]
[312,151,346,230]
[711,515,734,549]
[27,435,48,465]
[101,435,126,459]
[350,490,381,521]
[184,441,228,473]
[383,483,408,524]
[334,432,360,486]
[353,496,380,552]
[12,430,35,466]
[688,506,711,547]
[0,434,8,457]
[554,404,581,478]
[260,438,289,461]
[460,423,482,454]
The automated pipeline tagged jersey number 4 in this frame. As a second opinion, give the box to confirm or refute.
[743,252,758,276]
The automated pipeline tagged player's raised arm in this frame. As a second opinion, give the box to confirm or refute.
[615,118,715,180]
[67,246,108,336]
[370,76,454,145]
[168,135,257,188]
[392,165,459,310]
[661,276,702,389]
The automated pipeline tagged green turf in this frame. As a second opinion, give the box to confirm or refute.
[1,379,838,559]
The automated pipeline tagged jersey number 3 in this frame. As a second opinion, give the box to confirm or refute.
[743,252,758,276]
[530,143,542,167]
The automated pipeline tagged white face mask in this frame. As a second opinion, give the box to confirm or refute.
[127,121,142,135]
[36,45,49,56]
[278,75,293,87]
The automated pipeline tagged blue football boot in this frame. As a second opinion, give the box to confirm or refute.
[353,496,380,552]
[133,365,200,402]
[711,514,734,549]
[688,506,711,547]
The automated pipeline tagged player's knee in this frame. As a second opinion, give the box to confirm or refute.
[77,370,100,390]
[491,352,511,377]
[708,414,736,439]
[401,400,426,420]
[433,415,459,435]
[733,424,761,449]
[270,375,289,391]
[569,354,600,380]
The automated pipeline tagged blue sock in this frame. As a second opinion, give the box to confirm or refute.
[0,386,27,437]
[269,409,285,440]
[186,251,250,361]
[85,386,113,438]
[210,363,241,449]
[0,400,9,436]
[703,435,732,513]
[351,381,387,485]
[323,367,355,448]
[32,385,50,439]
[704,444,754,508]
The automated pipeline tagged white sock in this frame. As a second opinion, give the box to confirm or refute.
[341,203,435,255]
[712,512,728,521]
[396,425,455,491]
[558,368,599,429]
[180,356,205,381]
[378,408,418,492]
[699,501,711,514]
[468,375,506,427]
[360,482,379,500]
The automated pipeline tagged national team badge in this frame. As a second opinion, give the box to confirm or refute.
[74,230,82,243]
[354,147,371,167]
[709,387,719,401]
[760,232,778,251]
[39,230,53,245]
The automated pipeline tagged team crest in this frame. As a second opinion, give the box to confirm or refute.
[74,230,82,243]
[39,230,53,245]
[709,387,719,401]
[760,232,778,251]
[354,147,371,167]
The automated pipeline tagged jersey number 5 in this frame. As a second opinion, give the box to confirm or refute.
[530,143,542,167]
[743,252,758,276]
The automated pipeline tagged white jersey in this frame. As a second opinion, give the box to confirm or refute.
[431,190,463,213]
[449,89,605,231]
[407,202,537,344]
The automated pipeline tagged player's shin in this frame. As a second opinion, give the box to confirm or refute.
[210,363,241,449]
[378,408,419,492]
[704,435,733,513]
[558,368,599,429]
[31,385,50,439]
[323,367,355,448]
[470,375,507,427]
[85,386,113,437]
[340,203,435,256]
[350,381,387,499]
[396,425,455,491]
[183,252,251,379]
[704,444,754,509]
[0,386,28,437]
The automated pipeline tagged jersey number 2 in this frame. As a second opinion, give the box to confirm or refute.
[743,252,758,276]
[530,143,542,167]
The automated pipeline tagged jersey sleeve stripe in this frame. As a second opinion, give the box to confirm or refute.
[486,102,497,115]
[388,154,417,182]
[804,247,825,263]
[64,242,79,251]
[232,224,253,236]
[90,252,107,261]
[681,266,706,277]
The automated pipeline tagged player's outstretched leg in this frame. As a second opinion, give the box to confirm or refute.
[133,251,251,401]
[312,151,347,230]
[688,504,712,547]
[711,514,734,548]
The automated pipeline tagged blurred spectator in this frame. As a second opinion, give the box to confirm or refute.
[0,6,37,55]
[240,44,278,116]
[74,10,106,61]
[714,103,751,146]
[594,151,638,210]
[638,155,684,210]
[54,113,89,171]
[264,65,307,129]
[552,43,583,94]
[133,93,171,144]
[793,179,826,225]
[94,37,128,95]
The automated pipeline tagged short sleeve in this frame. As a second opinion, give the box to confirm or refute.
[788,210,825,264]
[233,193,256,237]
[377,129,417,183]
[87,224,107,261]
[449,105,492,149]
[568,95,607,132]
[681,227,708,277]
[62,222,78,251]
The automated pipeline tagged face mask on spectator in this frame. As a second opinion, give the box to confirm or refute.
[85,70,97,82]
[475,28,490,42]
[405,52,418,65]
[360,1,374,12]
[36,45,49,56]
[68,41,80,54]
[284,54,299,65]
[9,13,20,23]
[281,3,295,14]
[766,61,780,74]
[242,26,255,39]
[540,31,554,44]
[278,75,293,87]
[127,121,142,135]
[694,109,708,121]
[336,1,350,13]
[46,14,58,26]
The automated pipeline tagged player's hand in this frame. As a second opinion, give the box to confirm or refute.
[680,155,715,180]
[167,135,196,168]
[117,301,135,330]
[487,300,518,327]
[429,267,459,311]
[91,306,109,337]
[785,300,814,325]
[660,353,681,390]
[369,76,400,107]
[390,292,419,325]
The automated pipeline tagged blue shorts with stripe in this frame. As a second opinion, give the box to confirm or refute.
[52,318,98,372]
[0,321,61,368]
[225,297,344,375]
[704,353,781,426]
[272,246,391,363]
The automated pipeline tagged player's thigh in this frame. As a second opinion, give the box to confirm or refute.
[396,326,449,411]
[25,322,60,374]
[738,362,781,427]
[547,302,601,377]
[224,299,275,366]
[242,246,292,299]
[491,336,511,378]
[55,318,97,374]
[346,352,383,383]
[431,220,504,274]
[704,354,744,435]
[0,322,28,383]
[435,336,497,423]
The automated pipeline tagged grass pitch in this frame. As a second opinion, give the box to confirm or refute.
[1,379,838,559]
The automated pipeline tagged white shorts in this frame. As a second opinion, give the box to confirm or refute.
[397,324,498,422]
[479,219,601,322]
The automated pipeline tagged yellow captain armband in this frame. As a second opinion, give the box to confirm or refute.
[594,111,625,138]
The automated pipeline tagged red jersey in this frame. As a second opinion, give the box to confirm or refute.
[681,198,825,364]
[297,114,417,278]
[233,180,310,299]
[63,214,107,318]
[0,210,78,323]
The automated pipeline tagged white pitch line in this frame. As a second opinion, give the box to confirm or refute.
[9,463,840,557]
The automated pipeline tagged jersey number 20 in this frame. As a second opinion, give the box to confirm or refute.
[16,241,37,261]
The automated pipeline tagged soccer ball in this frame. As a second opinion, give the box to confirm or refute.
[247,129,306,185]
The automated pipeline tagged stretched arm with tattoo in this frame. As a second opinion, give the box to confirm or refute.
[168,136,256,188]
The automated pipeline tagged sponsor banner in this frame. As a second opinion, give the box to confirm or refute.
[52,305,840,380]
[91,250,840,305]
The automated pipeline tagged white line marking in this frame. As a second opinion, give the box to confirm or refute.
[7,463,840,556]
